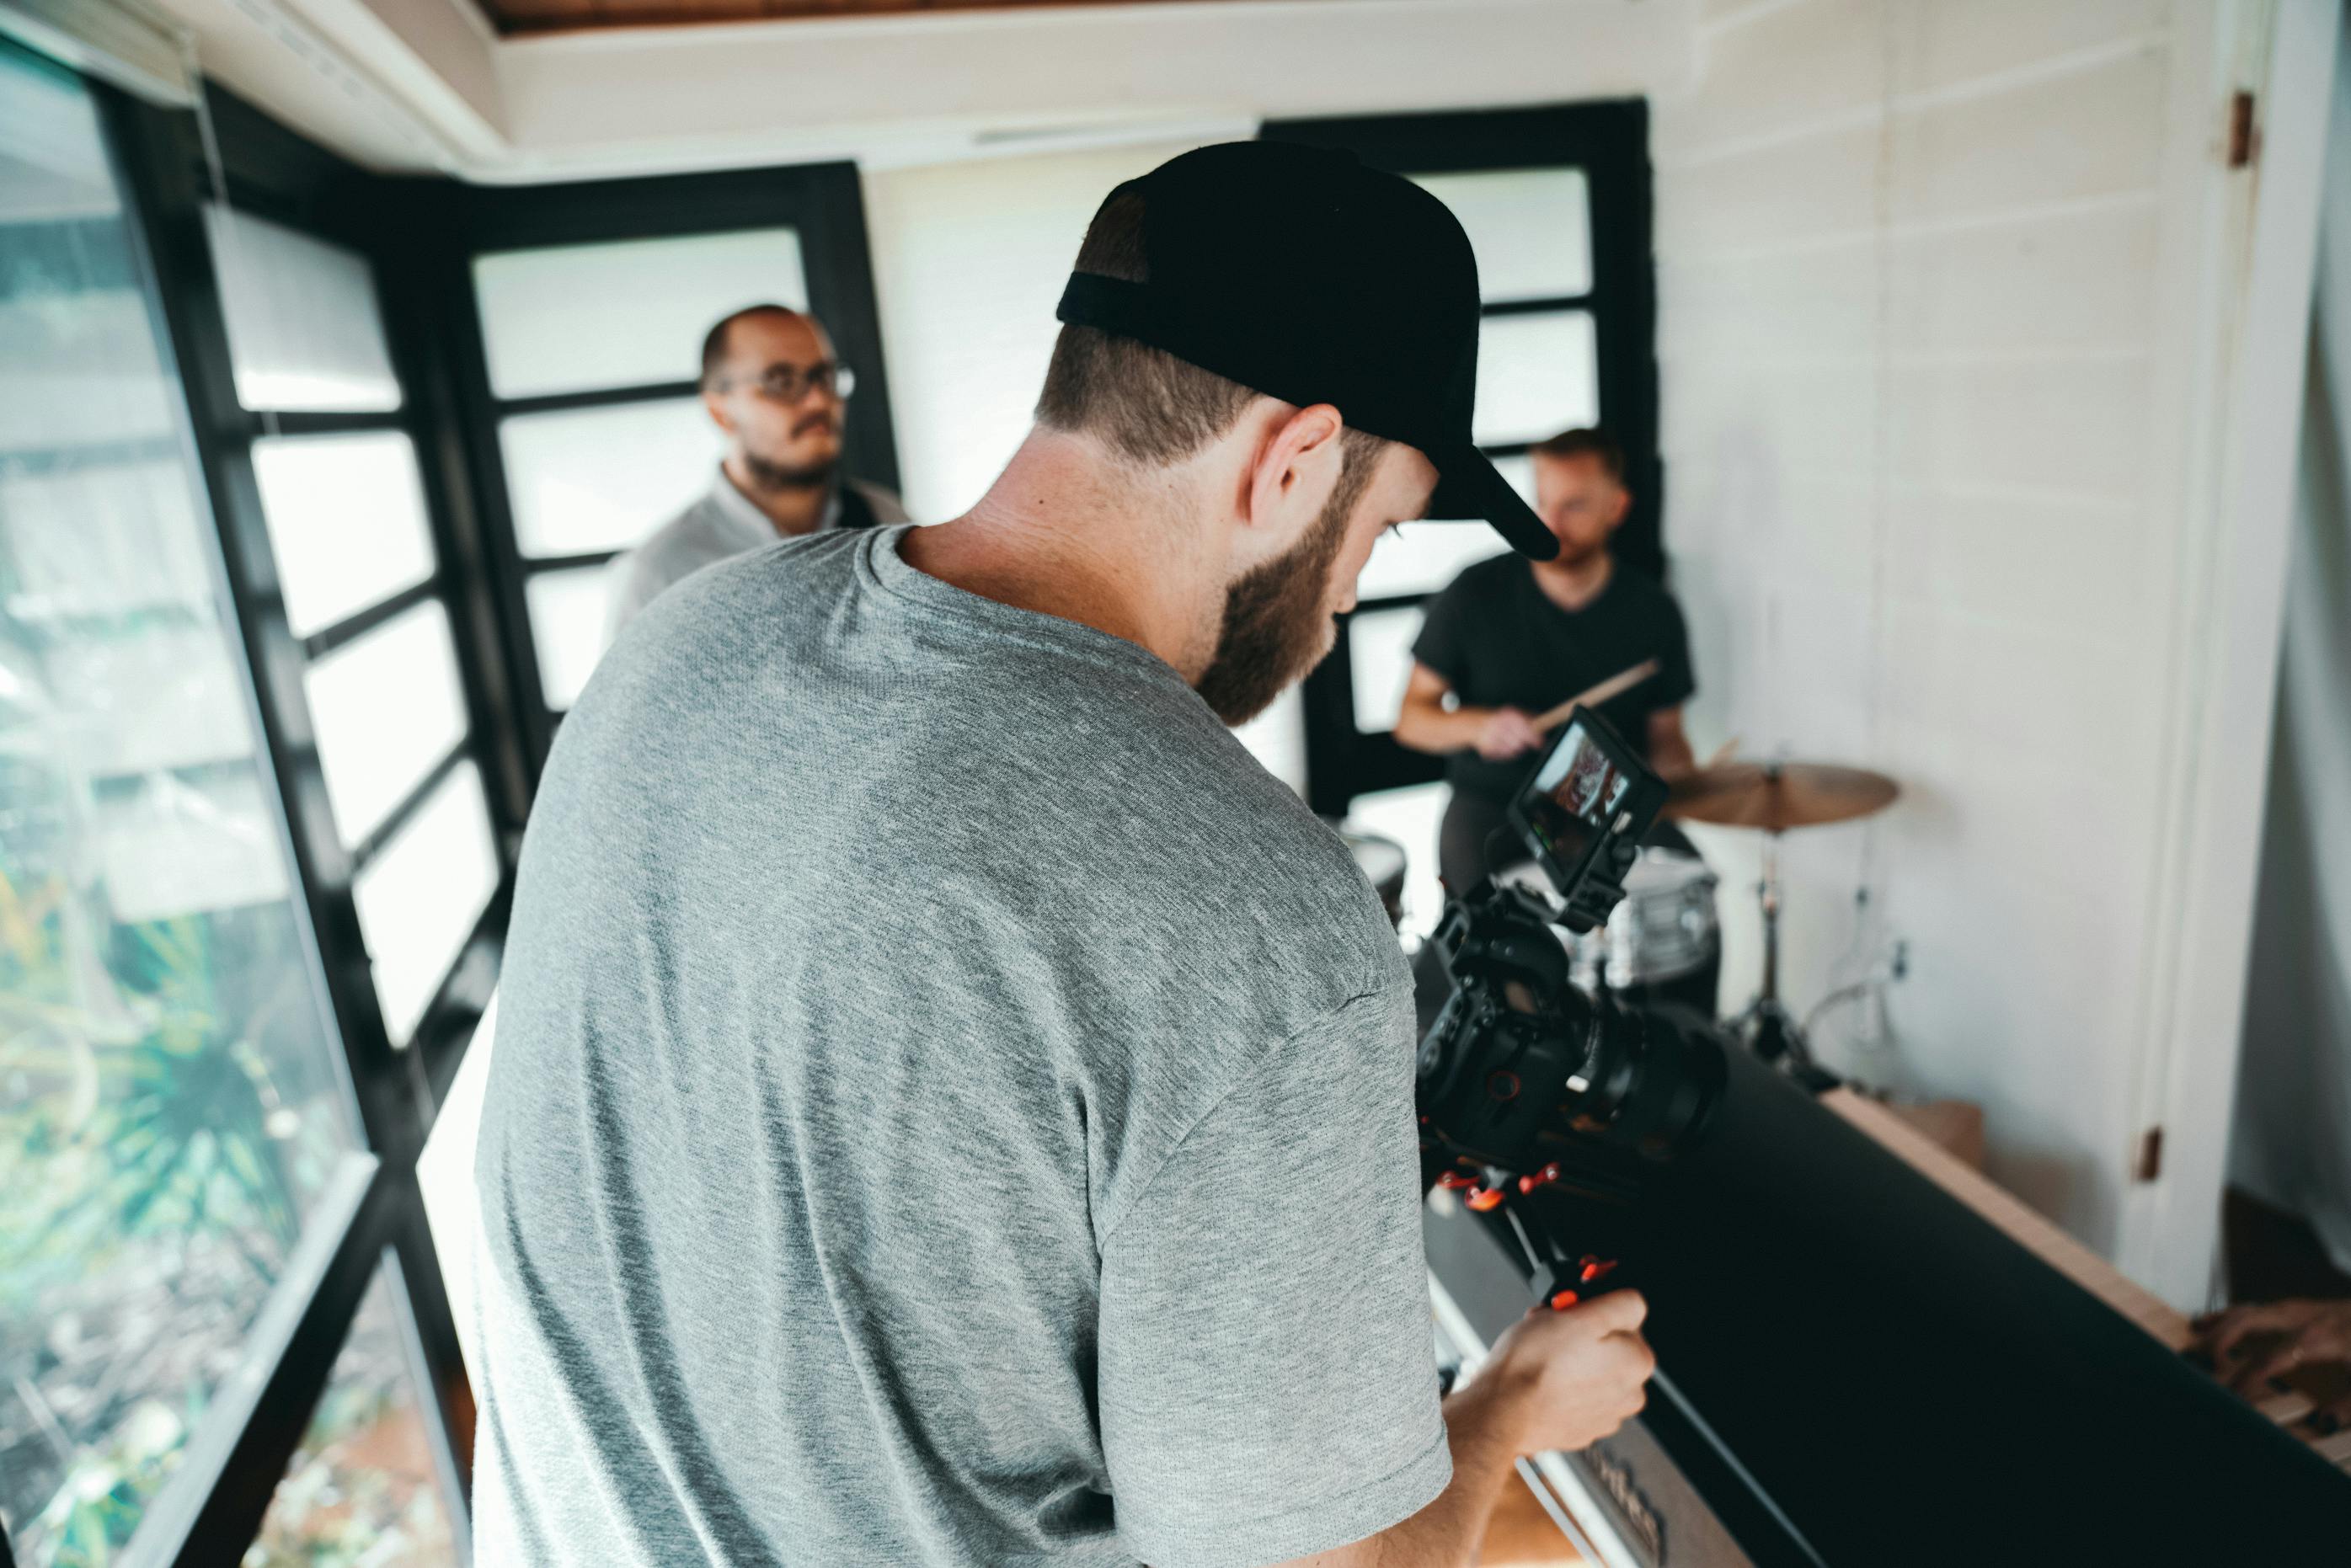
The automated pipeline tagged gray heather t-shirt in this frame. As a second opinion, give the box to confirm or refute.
[472,525,1447,1567]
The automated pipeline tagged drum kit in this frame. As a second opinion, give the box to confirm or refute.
[1661,757,1900,1069]
[1347,754,1902,1070]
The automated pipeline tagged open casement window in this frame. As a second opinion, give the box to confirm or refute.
[2,40,905,1560]
[1,49,480,1568]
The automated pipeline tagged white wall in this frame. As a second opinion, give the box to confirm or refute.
[1650,0,2283,1262]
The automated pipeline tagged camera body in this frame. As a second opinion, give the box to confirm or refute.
[1414,709,1724,1198]
[1418,883,1723,1194]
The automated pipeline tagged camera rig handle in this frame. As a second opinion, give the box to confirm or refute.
[1431,1165,1630,1313]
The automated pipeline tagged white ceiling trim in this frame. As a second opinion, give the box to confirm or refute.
[131,0,1695,181]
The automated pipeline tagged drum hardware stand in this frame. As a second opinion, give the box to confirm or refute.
[1664,755,1900,1078]
[1731,818,1817,1073]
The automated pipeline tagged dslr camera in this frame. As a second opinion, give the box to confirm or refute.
[1413,708,1726,1304]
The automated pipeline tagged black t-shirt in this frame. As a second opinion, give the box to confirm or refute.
[1412,554,1696,802]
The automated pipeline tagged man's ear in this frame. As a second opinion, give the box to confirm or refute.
[703,388,736,436]
[1604,483,1632,531]
[1243,402,1347,541]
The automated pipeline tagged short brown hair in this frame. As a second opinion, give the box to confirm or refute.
[1037,188,1384,481]
[1531,426,1626,483]
[701,304,804,391]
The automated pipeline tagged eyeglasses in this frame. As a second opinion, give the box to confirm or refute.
[719,360,856,403]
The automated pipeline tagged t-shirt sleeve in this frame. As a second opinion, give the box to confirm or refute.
[1409,579,1474,689]
[1097,986,1450,1568]
[1654,589,1696,709]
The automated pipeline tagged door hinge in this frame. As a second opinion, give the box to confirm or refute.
[2228,90,2259,168]
[2134,1127,2164,1183]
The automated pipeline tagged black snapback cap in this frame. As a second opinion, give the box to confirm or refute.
[1055,141,1558,560]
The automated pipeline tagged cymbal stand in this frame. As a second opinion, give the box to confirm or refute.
[1734,819,1815,1072]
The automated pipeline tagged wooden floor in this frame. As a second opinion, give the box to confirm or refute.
[1477,1475,1585,1566]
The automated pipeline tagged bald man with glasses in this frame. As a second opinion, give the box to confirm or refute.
[604,303,908,641]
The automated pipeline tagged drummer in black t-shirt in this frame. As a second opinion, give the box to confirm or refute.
[1396,427,1698,895]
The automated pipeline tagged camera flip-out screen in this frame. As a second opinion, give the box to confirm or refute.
[1507,707,1667,920]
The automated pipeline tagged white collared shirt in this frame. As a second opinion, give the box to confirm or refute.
[602,467,907,644]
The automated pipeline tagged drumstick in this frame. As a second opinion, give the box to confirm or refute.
[1534,659,1659,733]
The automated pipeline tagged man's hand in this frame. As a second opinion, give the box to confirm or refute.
[1474,707,1545,762]
[1467,1291,1655,1456]
[2193,1298,2351,1432]
[1273,1293,1655,1567]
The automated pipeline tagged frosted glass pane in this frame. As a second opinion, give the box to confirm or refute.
[524,566,610,710]
[1473,311,1599,447]
[1359,522,1509,602]
[305,602,469,850]
[253,432,436,638]
[205,205,401,413]
[1230,683,1305,795]
[1344,782,1447,941]
[474,228,808,399]
[1412,168,1592,303]
[1349,606,1424,733]
[500,398,720,558]
[354,760,498,1048]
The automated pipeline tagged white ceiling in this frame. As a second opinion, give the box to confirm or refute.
[139,0,1696,183]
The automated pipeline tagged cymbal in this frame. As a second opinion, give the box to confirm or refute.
[1662,760,1899,831]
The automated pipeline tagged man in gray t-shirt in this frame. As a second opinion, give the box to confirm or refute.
[474,142,1655,1568]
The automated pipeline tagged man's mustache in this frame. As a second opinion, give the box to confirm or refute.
[792,413,840,437]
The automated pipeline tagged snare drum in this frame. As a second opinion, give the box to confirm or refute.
[1572,848,1720,993]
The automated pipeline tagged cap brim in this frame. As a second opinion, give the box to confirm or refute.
[1424,443,1558,560]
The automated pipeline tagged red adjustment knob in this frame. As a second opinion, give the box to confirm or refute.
[1466,1187,1506,1212]
[1436,1171,1479,1191]
[1549,1289,1581,1311]
[1578,1256,1619,1284]
[1516,1162,1564,1195]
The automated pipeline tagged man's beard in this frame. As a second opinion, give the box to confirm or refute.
[1194,496,1351,727]
[742,451,839,492]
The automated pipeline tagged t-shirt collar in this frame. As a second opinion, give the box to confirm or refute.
[859,525,1191,691]
[1522,553,1616,616]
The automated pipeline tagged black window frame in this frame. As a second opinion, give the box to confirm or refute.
[425,161,901,775]
[1260,102,1659,819]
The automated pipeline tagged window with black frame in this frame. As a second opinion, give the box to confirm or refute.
[446,168,900,768]
[0,43,467,1567]
[1263,104,1659,937]
[204,202,504,1063]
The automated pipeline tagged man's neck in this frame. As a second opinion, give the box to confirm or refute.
[898,430,1224,680]
[724,454,832,538]
[1529,548,1614,612]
